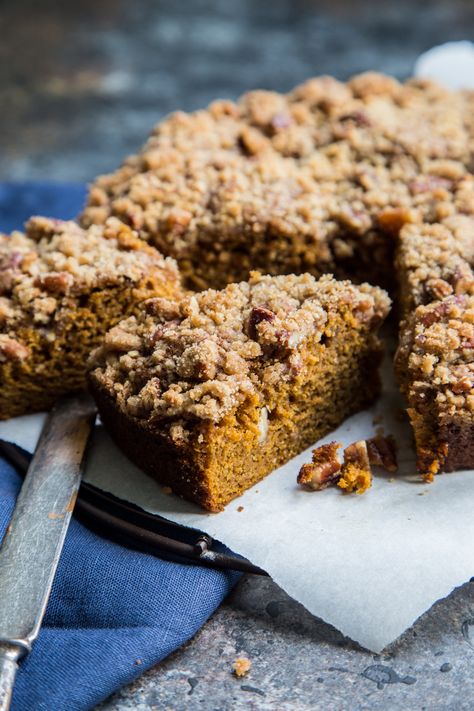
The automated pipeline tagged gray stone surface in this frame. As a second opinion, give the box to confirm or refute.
[1,1,474,708]
[97,575,474,710]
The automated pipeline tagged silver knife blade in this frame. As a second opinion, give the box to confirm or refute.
[0,394,95,648]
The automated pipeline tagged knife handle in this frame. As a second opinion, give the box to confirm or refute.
[0,643,24,711]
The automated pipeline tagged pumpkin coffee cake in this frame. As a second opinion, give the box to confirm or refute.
[89,272,390,511]
[0,217,181,418]
[81,71,474,479]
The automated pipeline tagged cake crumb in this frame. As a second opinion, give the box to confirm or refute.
[237,506,244,512]
[233,657,252,678]
[338,440,372,494]
[162,486,173,495]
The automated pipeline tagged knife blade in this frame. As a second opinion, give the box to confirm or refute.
[0,394,96,710]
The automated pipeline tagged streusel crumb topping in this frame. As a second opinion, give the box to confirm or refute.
[398,294,474,417]
[82,73,474,284]
[397,218,474,314]
[89,272,389,427]
[0,216,179,333]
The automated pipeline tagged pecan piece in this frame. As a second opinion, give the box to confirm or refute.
[426,277,453,300]
[35,271,74,294]
[0,336,29,362]
[338,440,372,494]
[246,306,275,341]
[366,434,398,472]
[338,110,372,127]
[297,442,341,491]
[377,207,416,235]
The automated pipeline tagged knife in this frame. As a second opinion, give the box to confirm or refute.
[0,394,96,711]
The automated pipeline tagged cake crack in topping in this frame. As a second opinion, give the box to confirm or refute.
[89,272,390,430]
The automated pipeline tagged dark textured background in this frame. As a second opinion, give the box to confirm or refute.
[1,0,474,182]
[2,2,474,709]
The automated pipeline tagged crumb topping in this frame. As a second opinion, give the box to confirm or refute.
[397,294,474,419]
[0,216,179,349]
[89,272,390,428]
[397,218,474,315]
[82,73,474,283]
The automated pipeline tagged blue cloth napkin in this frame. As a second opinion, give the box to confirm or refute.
[0,184,239,711]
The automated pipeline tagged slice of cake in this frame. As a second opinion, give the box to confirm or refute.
[0,216,181,418]
[395,294,474,480]
[395,212,474,478]
[82,73,474,293]
[89,272,390,511]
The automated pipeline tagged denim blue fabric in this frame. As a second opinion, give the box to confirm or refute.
[0,184,238,710]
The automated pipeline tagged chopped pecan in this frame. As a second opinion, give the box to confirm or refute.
[246,306,275,341]
[426,277,453,300]
[35,271,74,295]
[338,110,371,127]
[451,374,474,393]
[377,207,416,235]
[0,336,29,362]
[366,434,398,472]
[165,209,192,234]
[297,441,341,491]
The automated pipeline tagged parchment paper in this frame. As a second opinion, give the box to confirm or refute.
[1,43,473,652]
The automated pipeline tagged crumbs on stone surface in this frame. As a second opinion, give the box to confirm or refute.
[89,271,389,428]
[233,657,252,678]
[0,216,179,353]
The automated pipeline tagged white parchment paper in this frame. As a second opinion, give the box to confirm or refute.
[1,43,473,652]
